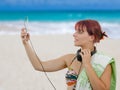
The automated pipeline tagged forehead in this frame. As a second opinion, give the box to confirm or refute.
[75,24,87,31]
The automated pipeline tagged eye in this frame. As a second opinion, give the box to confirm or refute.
[78,30,84,34]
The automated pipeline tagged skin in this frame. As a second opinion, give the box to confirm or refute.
[21,25,111,90]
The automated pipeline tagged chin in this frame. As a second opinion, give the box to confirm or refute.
[74,43,80,47]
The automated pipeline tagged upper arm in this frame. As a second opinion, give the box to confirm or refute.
[100,64,112,89]
[37,54,74,72]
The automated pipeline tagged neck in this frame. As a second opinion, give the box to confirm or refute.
[81,44,95,52]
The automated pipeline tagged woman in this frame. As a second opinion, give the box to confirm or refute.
[21,19,116,90]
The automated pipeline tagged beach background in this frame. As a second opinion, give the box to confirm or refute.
[0,0,120,90]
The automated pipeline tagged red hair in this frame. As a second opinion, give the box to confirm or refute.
[75,19,108,43]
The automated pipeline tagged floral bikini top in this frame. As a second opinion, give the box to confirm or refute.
[65,67,78,90]
[66,67,78,86]
[65,49,117,90]
[65,55,79,90]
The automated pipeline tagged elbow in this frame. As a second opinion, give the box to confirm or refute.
[93,85,110,90]
[102,88,110,90]
[34,67,40,71]
[104,87,110,90]
[93,88,109,90]
[103,84,110,90]
[101,87,110,90]
[31,62,44,71]
[34,66,41,71]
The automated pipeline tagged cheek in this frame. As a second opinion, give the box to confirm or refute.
[74,32,91,45]
[78,36,90,44]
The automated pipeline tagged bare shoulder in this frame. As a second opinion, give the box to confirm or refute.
[100,64,112,80]
[103,64,112,74]
[100,64,112,89]
[63,54,76,67]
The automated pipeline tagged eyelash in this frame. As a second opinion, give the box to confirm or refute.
[78,30,84,34]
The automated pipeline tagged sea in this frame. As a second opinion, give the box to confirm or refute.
[0,10,120,39]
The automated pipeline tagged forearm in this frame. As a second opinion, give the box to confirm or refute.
[84,64,107,90]
[23,42,44,71]
[21,29,45,71]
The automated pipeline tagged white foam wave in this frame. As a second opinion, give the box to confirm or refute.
[0,21,75,35]
[100,22,120,39]
[0,21,120,39]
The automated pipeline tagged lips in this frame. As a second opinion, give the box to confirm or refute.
[74,38,78,42]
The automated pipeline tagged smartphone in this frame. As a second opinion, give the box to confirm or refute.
[24,16,29,32]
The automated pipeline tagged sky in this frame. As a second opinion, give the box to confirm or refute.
[0,0,120,11]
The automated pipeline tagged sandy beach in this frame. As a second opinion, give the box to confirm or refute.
[0,34,120,90]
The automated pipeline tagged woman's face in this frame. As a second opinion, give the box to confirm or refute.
[73,25,93,47]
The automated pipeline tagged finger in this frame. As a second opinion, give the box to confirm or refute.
[21,32,26,37]
[84,49,88,54]
[87,49,90,54]
[81,49,86,55]
[21,29,27,35]
[80,50,84,56]
[80,53,83,57]
[26,33,30,40]
[81,51,84,55]
[21,28,27,33]
[21,28,25,31]
[83,49,90,55]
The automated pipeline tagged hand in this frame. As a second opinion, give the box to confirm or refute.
[80,49,91,66]
[21,28,30,45]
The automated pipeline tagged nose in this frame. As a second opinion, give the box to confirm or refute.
[73,32,76,37]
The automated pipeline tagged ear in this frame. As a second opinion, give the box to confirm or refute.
[89,35,95,42]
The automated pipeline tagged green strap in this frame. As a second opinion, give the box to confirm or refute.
[110,58,116,90]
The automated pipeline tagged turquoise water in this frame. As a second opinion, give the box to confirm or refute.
[0,10,120,22]
[0,10,120,38]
